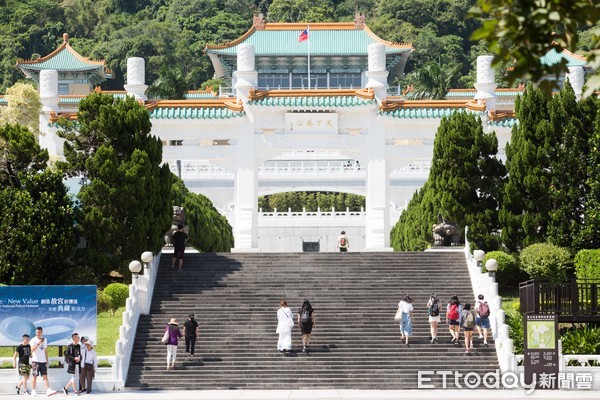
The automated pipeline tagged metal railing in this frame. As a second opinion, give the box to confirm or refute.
[519,279,600,321]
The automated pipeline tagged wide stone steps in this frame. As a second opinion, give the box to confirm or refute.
[126,252,498,390]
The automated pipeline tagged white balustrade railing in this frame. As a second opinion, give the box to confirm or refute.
[464,227,514,373]
[113,252,161,389]
[391,161,431,176]
[257,206,404,227]
[259,161,364,176]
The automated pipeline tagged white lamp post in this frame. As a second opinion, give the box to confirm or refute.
[141,251,153,274]
[474,249,485,269]
[485,258,498,279]
[129,260,142,282]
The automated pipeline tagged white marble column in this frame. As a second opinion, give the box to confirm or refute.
[38,69,63,157]
[566,66,584,101]
[231,118,259,252]
[124,57,148,101]
[231,43,259,252]
[234,43,258,103]
[365,43,389,102]
[364,113,392,251]
[474,55,497,111]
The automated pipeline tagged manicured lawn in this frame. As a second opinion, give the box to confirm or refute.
[0,306,125,363]
[499,287,519,315]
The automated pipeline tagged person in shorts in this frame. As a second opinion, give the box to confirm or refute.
[446,295,462,346]
[426,294,441,343]
[460,303,476,353]
[29,326,57,396]
[13,334,31,395]
[171,224,188,270]
[475,294,491,345]
[337,231,349,252]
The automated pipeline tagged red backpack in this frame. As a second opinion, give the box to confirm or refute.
[339,237,347,247]
[479,302,490,318]
[448,304,459,320]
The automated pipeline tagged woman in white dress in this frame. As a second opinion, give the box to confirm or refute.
[276,299,294,352]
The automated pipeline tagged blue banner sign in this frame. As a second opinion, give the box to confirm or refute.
[0,286,97,346]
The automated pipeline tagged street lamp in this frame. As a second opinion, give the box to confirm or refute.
[141,251,153,264]
[485,258,498,279]
[129,260,142,282]
[474,249,485,269]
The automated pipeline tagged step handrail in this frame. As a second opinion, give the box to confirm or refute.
[464,226,514,373]
[113,251,161,389]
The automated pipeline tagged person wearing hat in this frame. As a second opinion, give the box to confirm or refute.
[165,318,182,370]
[183,314,199,361]
[79,340,97,394]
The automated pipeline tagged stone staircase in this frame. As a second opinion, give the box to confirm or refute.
[126,252,498,389]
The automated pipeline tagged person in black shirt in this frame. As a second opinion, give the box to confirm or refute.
[171,224,188,270]
[62,333,82,395]
[183,313,200,360]
[13,334,31,395]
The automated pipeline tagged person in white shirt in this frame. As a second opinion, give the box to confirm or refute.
[397,295,414,345]
[276,299,294,352]
[29,326,57,397]
[426,294,441,343]
[336,231,349,252]
[79,341,98,394]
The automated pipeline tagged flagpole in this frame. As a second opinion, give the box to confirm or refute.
[307,25,311,89]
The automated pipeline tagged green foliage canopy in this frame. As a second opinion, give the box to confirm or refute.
[520,243,571,283]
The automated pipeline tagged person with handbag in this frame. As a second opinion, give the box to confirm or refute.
[276,299,294,353]
[396,295,414,346]
[79,340,97,394]
[164,318,182,370]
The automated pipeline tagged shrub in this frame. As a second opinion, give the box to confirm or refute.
[574,249,600,281]
[505,311,524,354]
[104,283,129,316]
[520,243,571,283]
[561,326,600,356]
[483,251,526,288]
[97,289,111,313]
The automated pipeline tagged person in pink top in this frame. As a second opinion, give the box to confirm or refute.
[165,318,182,370]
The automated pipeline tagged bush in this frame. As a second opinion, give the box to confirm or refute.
[520,243,571,283]
[483,251,526,288]
[505,311,524,354]
[574,249,600,281]
[97,289,111,313]
[561,326,600,356]
[104,283,129,316]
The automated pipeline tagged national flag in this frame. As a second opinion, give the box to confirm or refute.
[298,27,309,42]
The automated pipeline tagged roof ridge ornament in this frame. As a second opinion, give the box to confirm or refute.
[63,33,69,43]
[253,14,265,30]
[354,13,366,30]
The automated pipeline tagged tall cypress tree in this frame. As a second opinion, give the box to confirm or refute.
[392,111,505,251]
[577,112,600,249]
[499,84,553,252]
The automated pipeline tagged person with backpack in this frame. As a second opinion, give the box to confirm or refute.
[460,303,476,353]
[446,295,462,346]
[397,295,414,346]
[337,231,349,252]
[183,313,200,360]
[297,299,316,352]
[426,294,441,343]
[475,294,491,345]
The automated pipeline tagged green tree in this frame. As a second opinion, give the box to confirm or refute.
[0,82,42,136]
[576,111,600,249]
[0,124,75,284]
[409,61,461,99]
[520,243,571,283]
[392,112,505,251]
[171,177,233,252]
[499,84,553,252]
[268,0,334,22]
[471,0,600,95]
[59,93,172,277]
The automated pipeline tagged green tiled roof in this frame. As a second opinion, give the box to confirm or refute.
[540,49,587,67]
[149,107,245,119]
[184,92,217,99]
[18,45,106,72]
[207,30,410,57]
[489,118,518,128]
[0,97,6,105]
[248,96,376,107]
[379,108,469,119]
